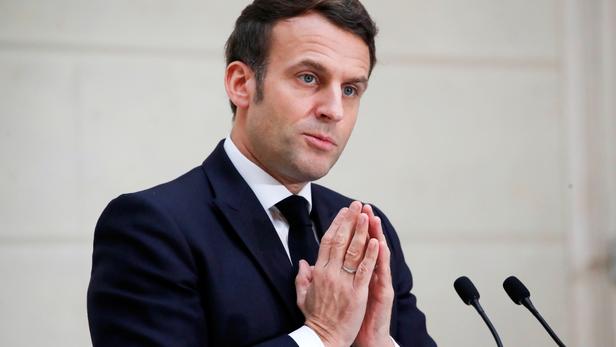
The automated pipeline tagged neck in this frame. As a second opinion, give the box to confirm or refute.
[283,182,305,195]
[229,130,307,195]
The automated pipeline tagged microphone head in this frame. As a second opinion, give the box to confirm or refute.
[454,276,480,305]
[503,276,531,305]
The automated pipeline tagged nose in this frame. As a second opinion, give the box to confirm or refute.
[315,85,344,122]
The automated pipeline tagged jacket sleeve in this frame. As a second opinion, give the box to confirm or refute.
[87,193,298,347]
[372,206,437,347]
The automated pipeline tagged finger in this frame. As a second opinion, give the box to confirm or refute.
[314,207,347,268]
[342,213,369,273]
[363,204,382,240]
[353,238,379,289]
[362,203,374,218]
[295,259,311,288]
[372,216,392,279]
[376,240,391,277]
[327,201,362,268]
[295,260,311,309]
[370,215,385,244]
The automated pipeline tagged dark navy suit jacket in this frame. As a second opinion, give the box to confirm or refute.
[87,141,436,346]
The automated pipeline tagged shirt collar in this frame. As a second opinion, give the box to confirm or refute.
[223,136,312,212]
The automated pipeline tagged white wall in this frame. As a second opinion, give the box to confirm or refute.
[564,0,616,345]
[0,1,613,346]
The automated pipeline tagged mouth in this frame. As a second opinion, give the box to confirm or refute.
[303,133,337,151]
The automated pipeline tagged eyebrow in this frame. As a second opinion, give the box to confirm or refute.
[293,59,369,89]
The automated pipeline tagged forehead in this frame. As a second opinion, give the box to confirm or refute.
[268,12,370,78]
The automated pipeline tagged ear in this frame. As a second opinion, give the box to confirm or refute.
[224,61,255,111]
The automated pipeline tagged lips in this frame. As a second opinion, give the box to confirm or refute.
[303,133,337,151]
[307,133,336,145]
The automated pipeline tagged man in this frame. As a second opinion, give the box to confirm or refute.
[87,1,436,346]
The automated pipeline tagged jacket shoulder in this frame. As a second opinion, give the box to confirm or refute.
[122,165,210,204]
[97,165,213,231]
[311,183,355,206]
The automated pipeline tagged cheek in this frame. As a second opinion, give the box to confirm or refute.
[250,106,293,150]
[341,107,359,134]
[271,105,311,139]
[271,83,315,119]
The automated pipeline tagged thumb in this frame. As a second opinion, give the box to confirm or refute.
[295,260,311,310]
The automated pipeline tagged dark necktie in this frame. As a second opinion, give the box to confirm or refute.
[275,195,318,272]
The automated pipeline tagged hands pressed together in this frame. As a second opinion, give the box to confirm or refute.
[294,201,395,347]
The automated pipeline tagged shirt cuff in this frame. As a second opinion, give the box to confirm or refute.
[289,326,399,347]
[289,325,325,347]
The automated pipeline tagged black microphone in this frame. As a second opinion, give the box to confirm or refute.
[503,276,566,346]
[454,276,503,347]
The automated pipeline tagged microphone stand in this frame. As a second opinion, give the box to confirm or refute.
[471,298,503,347]
[521,298,566,347]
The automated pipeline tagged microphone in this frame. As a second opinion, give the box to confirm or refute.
[454,276,503,347]
[503,276,566,346]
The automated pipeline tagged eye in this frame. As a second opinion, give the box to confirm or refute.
[299,73,317,85]
[343,86,357,97]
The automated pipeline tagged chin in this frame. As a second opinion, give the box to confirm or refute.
[295,160,333,182]
[286,147,339,181]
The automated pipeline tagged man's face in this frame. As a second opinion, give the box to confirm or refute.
[232,12,370,188]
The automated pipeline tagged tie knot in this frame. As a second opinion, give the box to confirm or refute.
[275,195,311,227]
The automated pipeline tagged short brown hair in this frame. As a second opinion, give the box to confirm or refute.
[225,0,378,115]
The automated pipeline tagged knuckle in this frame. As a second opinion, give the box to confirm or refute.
[320,233,334,246]
[334,233,347,247]
[345,247,359,259]
[357,262,370,275]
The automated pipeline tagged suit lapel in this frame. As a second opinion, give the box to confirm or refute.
[202,141,302,322]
